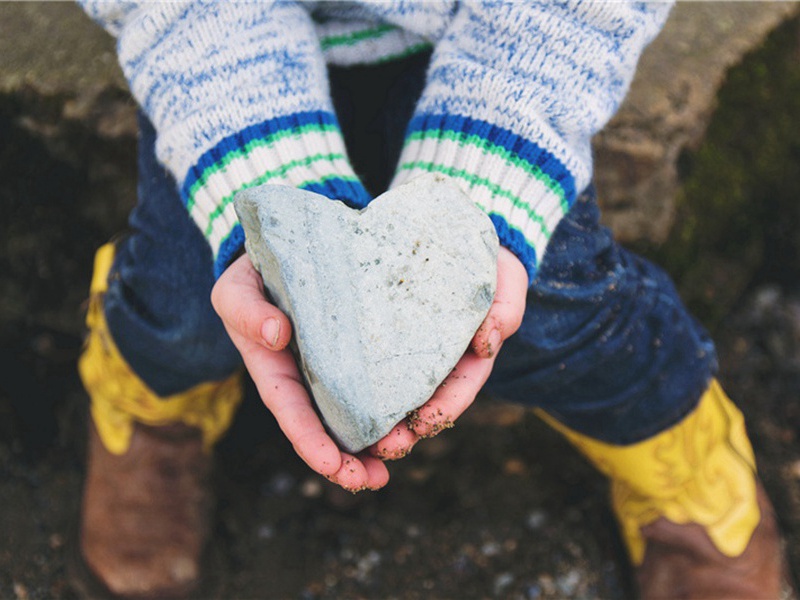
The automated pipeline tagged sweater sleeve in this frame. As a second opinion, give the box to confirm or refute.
[78,0,370,277]
[390,1,673,281]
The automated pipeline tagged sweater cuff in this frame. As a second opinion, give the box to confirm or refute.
[392,114,578,281]
[179,110,371,278]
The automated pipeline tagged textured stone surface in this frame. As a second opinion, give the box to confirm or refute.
[593,1,800,244]
[0,3,125,94]
[235,175,498,452]
[0,2,136,140]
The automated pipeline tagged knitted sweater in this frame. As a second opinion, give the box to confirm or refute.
[79,1,673,280]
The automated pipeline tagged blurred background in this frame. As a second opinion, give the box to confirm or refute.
[1,3,799,598]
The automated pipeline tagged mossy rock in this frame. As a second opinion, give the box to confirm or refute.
[635,17,800,329]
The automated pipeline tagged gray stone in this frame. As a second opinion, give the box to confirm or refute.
[235,174,498,452]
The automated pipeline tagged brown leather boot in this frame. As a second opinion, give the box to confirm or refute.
[72,244,243,598]
[636,483,787,599]
[78,421,213,599]
[537,379,792,599]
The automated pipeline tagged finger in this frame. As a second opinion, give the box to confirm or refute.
[327,454,389,492]
[211,253,292,350]
[369,423,420,460]
[238,340,342,477]
[408,351,496,438]
[472,246,529,358]
[328,453,372,492]
[320,452,391,493]
[361,454,391,490]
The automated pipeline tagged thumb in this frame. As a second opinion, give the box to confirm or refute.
[472,246,528,358]
[211,253,292,351]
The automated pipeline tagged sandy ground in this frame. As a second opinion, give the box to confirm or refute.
[1,284,799,600]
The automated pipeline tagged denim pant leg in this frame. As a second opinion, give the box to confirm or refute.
[487,189,719,445]
[103,114,242,397]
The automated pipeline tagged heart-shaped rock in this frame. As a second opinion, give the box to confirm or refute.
[234,174,498,452]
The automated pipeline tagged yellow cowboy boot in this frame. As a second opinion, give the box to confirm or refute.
[74,244,243,599]
[538,380,789,599]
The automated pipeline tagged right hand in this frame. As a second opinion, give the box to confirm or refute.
[369,246,529,459]
[211,253,390,492]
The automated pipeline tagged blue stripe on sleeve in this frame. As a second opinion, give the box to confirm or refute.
[181,111,343,203]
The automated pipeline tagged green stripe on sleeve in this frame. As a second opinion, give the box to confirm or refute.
[200,153,354,236]
[404,130,570,215]
[186,123,340,211]
[320,24,396,51]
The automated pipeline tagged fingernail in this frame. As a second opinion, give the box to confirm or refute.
[262,318,281,348]
[487,328,502,357]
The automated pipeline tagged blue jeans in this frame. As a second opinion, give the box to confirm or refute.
[485,192,717,444]
[103,115,243,397]
[103,56,717,445]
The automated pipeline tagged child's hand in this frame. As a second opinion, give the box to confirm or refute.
[212,254,390,492]
[213,247,527,484]
[369,246,529,460]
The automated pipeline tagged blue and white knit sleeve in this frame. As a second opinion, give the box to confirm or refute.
[79,0,370,277]
[391,1,673,281]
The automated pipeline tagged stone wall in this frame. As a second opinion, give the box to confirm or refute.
[3,2,798,243]
[594,1,800,243]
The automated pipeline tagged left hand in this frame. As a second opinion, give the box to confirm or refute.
[212,253,391,492]
[369,246,529,459]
